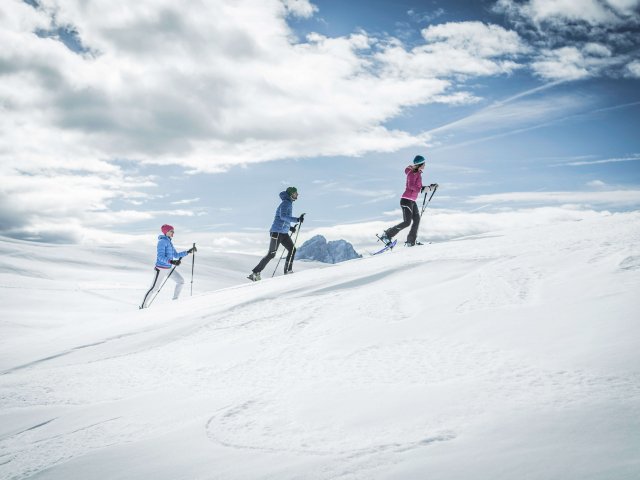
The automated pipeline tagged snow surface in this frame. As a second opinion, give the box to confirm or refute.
[1,212,640,479]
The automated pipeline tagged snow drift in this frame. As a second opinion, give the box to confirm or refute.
[1,211,639,479]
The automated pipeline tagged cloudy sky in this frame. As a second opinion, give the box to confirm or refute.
[1,0,639,244]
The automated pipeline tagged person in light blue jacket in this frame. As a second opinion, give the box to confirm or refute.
[140,224,195,308]
[248,187,305,281]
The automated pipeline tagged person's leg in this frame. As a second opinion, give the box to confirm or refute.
[141,268,168,308]
[406,201,421,245]
[171,269,185,300]
[281,234,296,273]
[252,233,281,274]
[385,199,413,239]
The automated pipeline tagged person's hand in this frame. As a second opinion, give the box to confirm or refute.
[430,183,439,189]
[187,246,197,254]
[289,225,297,233]
[298,213,306,224]
[169,259,181,266]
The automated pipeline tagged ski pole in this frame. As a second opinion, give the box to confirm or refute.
[190,243,196,296]
[272,247,285,278]
[272,223,301,277]
[420,184,438,217]
[146,265,177,308]
[285,222,303,272]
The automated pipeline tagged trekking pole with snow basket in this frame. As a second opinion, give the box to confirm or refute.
[285,222,303,273]
[146,265,177,308]
[190,242,196,296]
[420,184,438,217]
[272,222,301,278]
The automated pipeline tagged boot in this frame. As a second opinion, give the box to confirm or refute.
[379,232,392,245]
[404,241,424,247]
[247,272,261,281]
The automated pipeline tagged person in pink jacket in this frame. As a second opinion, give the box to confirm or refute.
[380,155,434,247]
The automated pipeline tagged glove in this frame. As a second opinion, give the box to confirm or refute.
[430,183,438,189]
[289,225,297,233]
[187,246,197,254]
[421,186,427,193]
[298,213,305,224]
[169,259,181,266]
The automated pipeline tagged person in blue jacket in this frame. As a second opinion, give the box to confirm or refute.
[140,224,196,308]
[248,187,305,281]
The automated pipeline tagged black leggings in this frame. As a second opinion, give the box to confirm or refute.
[252,232,296,274]
[385,198,420,244]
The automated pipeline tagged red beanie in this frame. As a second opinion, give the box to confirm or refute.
[161,224,175,235]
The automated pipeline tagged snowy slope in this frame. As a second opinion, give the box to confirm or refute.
[1,212,639,480]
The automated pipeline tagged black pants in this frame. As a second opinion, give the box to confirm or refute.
[252,232,296,274]
[385,198,420,244]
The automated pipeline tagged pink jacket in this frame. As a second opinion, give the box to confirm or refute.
[401,166,423,201]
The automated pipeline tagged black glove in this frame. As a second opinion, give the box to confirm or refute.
[187,246,197,254]
[298,213,305,224]
[430,183,439,189]
[289,225,297,233]
[169,259,181,266]
[421,186,427,193]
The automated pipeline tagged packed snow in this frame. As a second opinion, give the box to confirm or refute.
[1,212,639,479]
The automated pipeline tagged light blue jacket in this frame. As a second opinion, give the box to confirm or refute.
[155,235,188,269]
[270,191,299,234]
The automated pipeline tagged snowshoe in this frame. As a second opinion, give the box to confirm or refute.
[376,233,392,246]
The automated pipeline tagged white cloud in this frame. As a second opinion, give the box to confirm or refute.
[466,190,640,207]
[495,0,640,26]
[421,22,527,57]
[556,153,640,166]
[428,92,592,141]
[407,8,445,23]
[0,170,158,242]
[4,2,513,181]
[495,0,640,81]
[376,22,528,80]
[281,0,318,18]
[531,45,623,80]
[626,60,640,77]
[171,198,200,205]
[587,180,607,187]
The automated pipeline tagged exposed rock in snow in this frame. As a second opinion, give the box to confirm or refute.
[296,235,361,263]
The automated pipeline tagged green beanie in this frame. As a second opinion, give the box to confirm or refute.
[286,186,298,196]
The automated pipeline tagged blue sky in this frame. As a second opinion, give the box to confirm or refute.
[1,0,639,245]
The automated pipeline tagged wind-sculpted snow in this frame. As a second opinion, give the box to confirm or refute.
[1,212,639,479]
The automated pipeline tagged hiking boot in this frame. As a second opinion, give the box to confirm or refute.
[248,272,261,282]
[379,233,392,245]
[404,241,424,247]
[284,270,293,275]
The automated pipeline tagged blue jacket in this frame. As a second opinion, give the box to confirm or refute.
[270,191,299,234]
[155,235,188,269]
